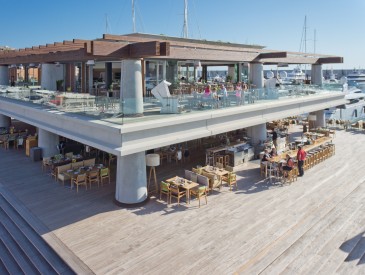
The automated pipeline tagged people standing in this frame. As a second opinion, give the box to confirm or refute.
[303,123,308,133]
[272,129,278,148]
[297,145,307,177]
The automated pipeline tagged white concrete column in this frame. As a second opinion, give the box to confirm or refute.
[311,64,323,85]
[247,123,267,145]
[228,65,236,83]
[0,114,11,128]
[115,152,148,205]
[250,63,264,88]
[120,59,144,116]
[41,63,64,91]
[314,110,326,128]
[0,66,9,85]
[38,128,59,158]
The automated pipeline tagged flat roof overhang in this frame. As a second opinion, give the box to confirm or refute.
[0,33,343,66]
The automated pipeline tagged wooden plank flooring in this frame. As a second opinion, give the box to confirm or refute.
[0,125,365,274]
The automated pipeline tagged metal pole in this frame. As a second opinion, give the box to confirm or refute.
[183,0,188,38]
[132,0,136,33]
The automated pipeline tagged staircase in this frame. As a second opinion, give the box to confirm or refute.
[0,190,77,275]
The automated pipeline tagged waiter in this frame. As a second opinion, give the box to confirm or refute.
[297,145,307,177]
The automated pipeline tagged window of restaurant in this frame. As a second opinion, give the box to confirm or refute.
[145,59,178,94]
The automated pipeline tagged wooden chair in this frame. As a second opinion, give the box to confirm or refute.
[73,173,87,193]
[42,157,52,172]
[108,154,117,167]
[16,137,24,149]
[0,135,6,148]
[50,166,58,181]
[100,167,110,186]
[192,167,202,175]
[285,169,296,184]
[222,172,238,191]
[87,170,99,188]
[5,134,16,149]
[58,171,71,185]
[223,155,230,167]
[215,162,224,169]
[159,181,170,202]
[190,185,208,208]
[215,156,224,166]
[260,161,268,177]
[169,183,186,206]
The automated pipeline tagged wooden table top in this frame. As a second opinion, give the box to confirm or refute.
[202,167,229,176]
[166,176,200,190]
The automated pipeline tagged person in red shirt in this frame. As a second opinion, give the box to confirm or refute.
[297,145,307,177]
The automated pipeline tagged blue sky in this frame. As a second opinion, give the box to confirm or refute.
[1,0,364,69]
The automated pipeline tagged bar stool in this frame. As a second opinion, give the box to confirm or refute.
[224,155,230,167]
[215,156,224,166]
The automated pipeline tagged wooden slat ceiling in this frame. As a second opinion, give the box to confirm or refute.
[0,33,343,66]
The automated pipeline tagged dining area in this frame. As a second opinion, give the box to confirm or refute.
[159,163,238,208]
[42,153,111,193]
[261,136,335,184]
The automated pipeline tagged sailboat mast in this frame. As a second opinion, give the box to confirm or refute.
[302,15,307,78]
[314,29,316,54]
[132,0,136,32]
[183,0,188,38]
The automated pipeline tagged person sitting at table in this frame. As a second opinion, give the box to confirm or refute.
[261,149,271,162]
[219,84,228,98]
[270,147,278,157]
[281,154,294,177]
[211,87,218,99]
[203,84,211,98]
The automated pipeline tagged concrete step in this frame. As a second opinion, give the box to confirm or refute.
[0,254,10,275]
[0,208,56,274]
[0,238,23,274]
[0,194,75,275]
[0,222,40,274]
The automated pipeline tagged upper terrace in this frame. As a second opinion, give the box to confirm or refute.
[0,83,345,125]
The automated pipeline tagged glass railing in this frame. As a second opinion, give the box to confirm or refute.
[0,84,344,125]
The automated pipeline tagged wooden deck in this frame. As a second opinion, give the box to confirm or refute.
[0,126,365,274]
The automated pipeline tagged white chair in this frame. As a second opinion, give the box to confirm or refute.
[151,80,184,114]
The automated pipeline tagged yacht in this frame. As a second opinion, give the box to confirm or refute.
[324,69,338,84]
[278,66,306,85]
[325,86,365,122]
[346,69,365,89]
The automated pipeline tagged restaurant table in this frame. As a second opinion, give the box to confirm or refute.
[203,166,229,177]
[166,176,199,204]
[202,166,229,189]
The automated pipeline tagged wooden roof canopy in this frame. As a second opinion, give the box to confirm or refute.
[0,33,343,66]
